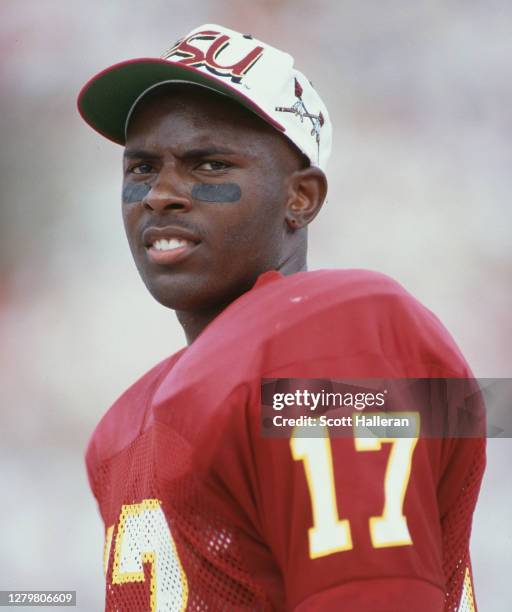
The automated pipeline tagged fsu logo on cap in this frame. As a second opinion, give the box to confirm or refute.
[162,30,264,83]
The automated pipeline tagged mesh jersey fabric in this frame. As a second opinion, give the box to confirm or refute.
[86,269,485,611]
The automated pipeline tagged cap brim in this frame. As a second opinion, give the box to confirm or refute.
[77,58,285,145]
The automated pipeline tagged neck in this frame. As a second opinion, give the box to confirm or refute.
[176,303,229,346]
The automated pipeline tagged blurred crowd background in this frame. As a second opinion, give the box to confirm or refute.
[1,1,510,609]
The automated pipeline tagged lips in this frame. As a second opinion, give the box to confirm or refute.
[142,225,200,265]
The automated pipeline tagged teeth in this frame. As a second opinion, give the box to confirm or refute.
[152,238,189,251]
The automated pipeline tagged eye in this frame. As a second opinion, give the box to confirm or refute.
[195,160,231,172]
[129,162,154,175]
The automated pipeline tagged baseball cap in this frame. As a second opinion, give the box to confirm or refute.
[77,24,332,171]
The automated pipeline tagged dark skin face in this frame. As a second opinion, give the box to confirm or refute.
[123,85,327,344]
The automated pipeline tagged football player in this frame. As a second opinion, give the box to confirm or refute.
[78,24,485,611]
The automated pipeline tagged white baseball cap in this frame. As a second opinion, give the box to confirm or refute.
[78,24,332,171]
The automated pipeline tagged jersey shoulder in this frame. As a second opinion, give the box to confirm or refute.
[151,269,471,439]
[247,269,470,378]
[85,351,182,478]
[174,268,416,358]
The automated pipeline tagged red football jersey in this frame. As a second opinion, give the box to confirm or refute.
[86,269,485,611]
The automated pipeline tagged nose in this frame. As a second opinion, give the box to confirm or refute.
[143,165,191,214]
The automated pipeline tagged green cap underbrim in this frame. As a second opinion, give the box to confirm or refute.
[77,58,284,145]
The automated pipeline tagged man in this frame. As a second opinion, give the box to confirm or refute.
[78,24,485,611]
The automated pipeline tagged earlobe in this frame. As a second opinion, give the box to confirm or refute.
[285,167,328,229]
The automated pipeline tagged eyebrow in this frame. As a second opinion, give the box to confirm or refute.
[123,148,159,160]
[180,147,238,159]
[123,146,239,160]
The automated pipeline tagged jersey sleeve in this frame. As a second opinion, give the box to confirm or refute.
[250,403,448,610]
[202,285,485,611]
[202,379,451,610]
[292,578,445,611]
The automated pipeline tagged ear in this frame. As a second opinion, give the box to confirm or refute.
[285,167,328,230]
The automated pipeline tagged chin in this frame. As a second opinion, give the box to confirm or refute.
[143,270,255,314]
[141,274,214,312]
[144,283,196,311]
